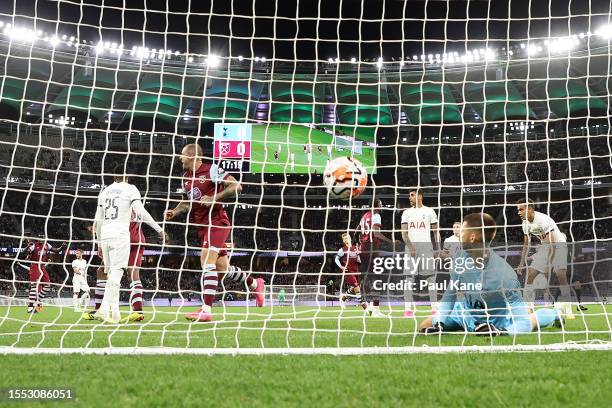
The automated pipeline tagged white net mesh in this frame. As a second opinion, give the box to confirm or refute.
[0,0,611,354]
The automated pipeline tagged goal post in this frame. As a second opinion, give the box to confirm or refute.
[0,0,611,355]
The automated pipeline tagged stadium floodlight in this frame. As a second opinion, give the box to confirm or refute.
[376,57,383,68]
[95,41,104,54]
[328,57,333,63]
[0,21,3,28]
[597,24,612,38]
[206,54,220,67]
[237,55,244,61]
[49,35,59,47]
[350,57,356,63]
[261,56,267,62]
[528,44,538,56]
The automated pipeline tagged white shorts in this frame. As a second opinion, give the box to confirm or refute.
[72,275,89,293]
[404,244,436,276]
[101,238,130,272]
[530,243,568,273]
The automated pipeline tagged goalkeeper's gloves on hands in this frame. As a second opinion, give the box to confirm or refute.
[474,322,507,337]
[420,322,445,335]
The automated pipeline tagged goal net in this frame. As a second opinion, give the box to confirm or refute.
[0,0,611,355]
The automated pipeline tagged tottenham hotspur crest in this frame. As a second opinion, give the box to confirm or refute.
[199,175,207,183]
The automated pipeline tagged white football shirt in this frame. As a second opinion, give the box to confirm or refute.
[401,206,438,243]
[72,258,88,277]
[443,235,461,258]
[95,181,142,240]
[522,211,566,243]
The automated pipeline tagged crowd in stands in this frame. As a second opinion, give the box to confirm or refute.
[1,128,611,301]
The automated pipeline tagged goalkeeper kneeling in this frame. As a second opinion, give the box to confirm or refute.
[419,213,563,336]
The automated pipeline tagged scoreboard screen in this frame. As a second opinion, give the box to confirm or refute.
[213,123,252,172]
[214,123,376,175]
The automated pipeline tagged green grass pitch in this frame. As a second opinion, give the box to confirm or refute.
[1,305,611,407]
[249,124,376,174]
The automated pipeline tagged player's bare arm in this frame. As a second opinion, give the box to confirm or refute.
[543,231,556,275]
[200,174,242,207]
[401,223,416,256]
[49,243,67,253]
[164,200,191,220]
[371,224,395,245]
[517,234,530,275]
[431,223,440,253]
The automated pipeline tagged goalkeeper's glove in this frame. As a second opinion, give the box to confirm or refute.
[474,322,506,337]
[420,322,445,335]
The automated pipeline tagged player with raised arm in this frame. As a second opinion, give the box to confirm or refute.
[419,213,564,336]
[358,198,399,317]
[23,235,66,314]
[401,189,441,317]
[71,249,90,312]
[336,233,367,310]
[164,143,264,323]
[516,198,574,319]
[441,222,462,259]
[91,164,167,324]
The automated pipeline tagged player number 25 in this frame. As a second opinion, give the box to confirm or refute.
[104,198,119,220]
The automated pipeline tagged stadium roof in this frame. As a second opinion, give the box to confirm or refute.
[0,39,610,131]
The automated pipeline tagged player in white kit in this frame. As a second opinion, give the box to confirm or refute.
[441,222,462,259]
[71,249,90,312]
[516,198,573,319]
[92,165,167,323]
[401,189,440,317]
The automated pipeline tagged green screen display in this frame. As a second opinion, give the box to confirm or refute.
[250,124,376,174]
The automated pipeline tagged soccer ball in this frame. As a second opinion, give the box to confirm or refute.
[323,157,368,199]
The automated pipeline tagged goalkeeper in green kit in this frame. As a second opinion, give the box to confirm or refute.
[278,288,286,305]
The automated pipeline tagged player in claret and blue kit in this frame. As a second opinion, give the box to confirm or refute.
[336,233,367,310]
[419,212,564,336]
[165,143,265,322]
[23,235,66,314]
